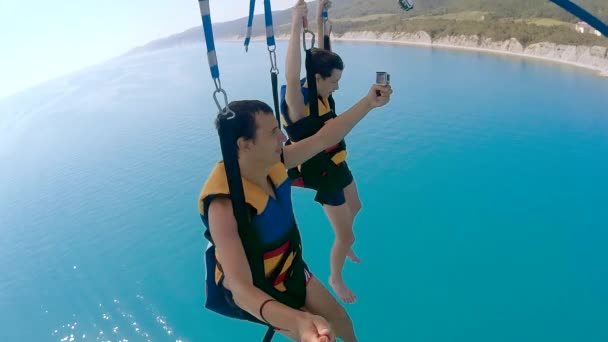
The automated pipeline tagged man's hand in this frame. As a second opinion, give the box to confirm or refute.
[296,312,335,342]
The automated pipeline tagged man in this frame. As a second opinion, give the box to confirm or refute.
[199,81,391,341]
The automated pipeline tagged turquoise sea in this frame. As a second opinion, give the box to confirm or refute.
[1,40,608,341]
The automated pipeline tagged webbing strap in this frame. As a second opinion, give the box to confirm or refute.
[549,0,608,37]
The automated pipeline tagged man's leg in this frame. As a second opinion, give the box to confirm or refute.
[304,275,358,342]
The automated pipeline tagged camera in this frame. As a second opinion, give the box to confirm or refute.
[376,71,390,86]
[376,72,390,96]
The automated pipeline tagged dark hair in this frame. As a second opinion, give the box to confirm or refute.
[215,100,274,146]
[311,48,344,79]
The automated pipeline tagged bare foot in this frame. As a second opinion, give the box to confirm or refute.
[329,276,357,304]
[346,248,361,263]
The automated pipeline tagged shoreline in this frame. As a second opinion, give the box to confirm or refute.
[220,33,608,78]
[331,36,608,77]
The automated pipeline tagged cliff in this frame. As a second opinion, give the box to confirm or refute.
[291,30,608,76]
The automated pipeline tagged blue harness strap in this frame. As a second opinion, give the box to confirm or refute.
[198,0,219,80]
[244,0,277,51]
[549,0,608,37]
[244,0,256,51]
[242,0,282,138]
[263,0,277,48]
[322,6,332,50]
[197,0,233,117]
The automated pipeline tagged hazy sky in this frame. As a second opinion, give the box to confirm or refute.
[0,0,296,99]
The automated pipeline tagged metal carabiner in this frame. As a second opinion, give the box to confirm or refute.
[212,79,235,119]
[302,29,315,51]
[268,45,279,74]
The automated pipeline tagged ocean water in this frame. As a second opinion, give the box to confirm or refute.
[1,40,608,342]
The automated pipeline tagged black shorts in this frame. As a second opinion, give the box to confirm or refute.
[314,167,354,206]
[290,161,354,206]
[315,162,353,206]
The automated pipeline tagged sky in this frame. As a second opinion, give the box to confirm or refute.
[0,0,296,99]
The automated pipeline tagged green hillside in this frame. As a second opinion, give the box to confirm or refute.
[325,0,607,22]
[127,0,608,54]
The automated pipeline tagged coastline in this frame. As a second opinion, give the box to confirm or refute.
[221,31,608,78]
[333,35,608,77]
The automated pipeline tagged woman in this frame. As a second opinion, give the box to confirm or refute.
[281,0,365,304]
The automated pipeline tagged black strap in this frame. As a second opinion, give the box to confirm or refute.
[263,326,275,342]
[322,20,336,115]
[328,93,335,114]
[271,71,286,165]
[218,118,277,342]
[271,72,281,124]
[302,17,335,119]
[217,117,267,287]
[217,120,248,233]
[268,241,295,281]
[304,47,319,118]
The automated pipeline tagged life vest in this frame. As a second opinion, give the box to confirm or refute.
[199,161,307,326]
[280,79,351,192]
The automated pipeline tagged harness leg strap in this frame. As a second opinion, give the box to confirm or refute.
[263,326,275,342]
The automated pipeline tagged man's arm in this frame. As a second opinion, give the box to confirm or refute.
[208,198,307,331]
[283,84,392,169]
[284,0,307,123]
